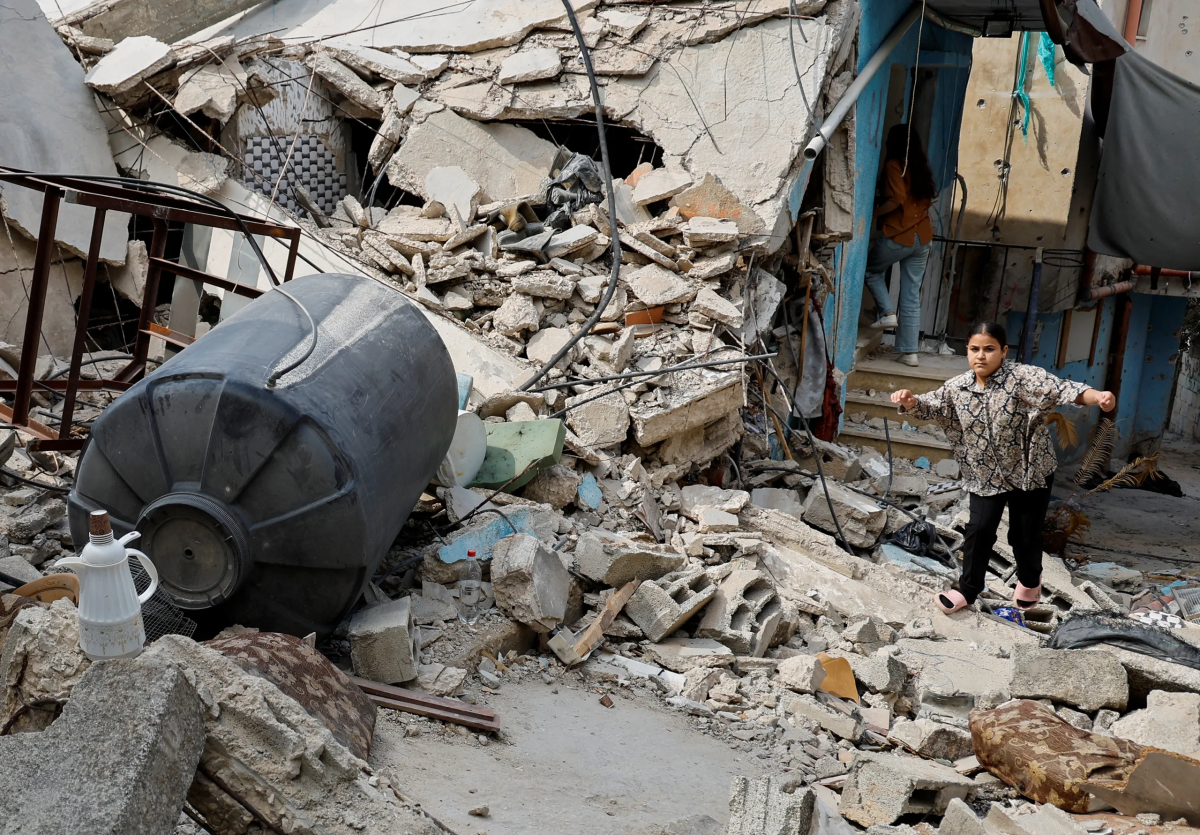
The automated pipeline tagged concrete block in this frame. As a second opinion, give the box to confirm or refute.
[416,663,467,696]
[0,599,92,733]
[785,695,861,741]
[490,533,570,633]
[566,390,630,448]
[626,263,695,306]
[681,485,750,516]
[1,498,66,542]
[643,637,735,673]
[802,483,886,548]
[724,775,814,835]
[888,718,974,762]
[625,567,717,642]
[681,666,724,702]
[937,798,985,835]
[697,506,739,532]
[846,650,907,694]
[838,751,974,827]
[1110,690,1200,756]
[632,168,693,206]
[750,487,805,520]
[574,529,685,587]
[520,462,581,509]
[776,654,826,694]
[691,287,741,328]
[84,35,175,95]
[0,657,204,835]
[348,596,419,684]
[0,553,43,586]
[499,46,562,84]
[526,326,577,366]
[683,217,739,247]
[631,374,742,447]
[873,474,928,497]
[1009,647,1128,712]
[696,569,784,655]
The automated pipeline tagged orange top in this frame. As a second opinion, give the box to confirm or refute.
[879,159,933,247]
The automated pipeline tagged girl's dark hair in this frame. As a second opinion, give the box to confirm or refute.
[885,124,937,202]
[968,321,1008,347]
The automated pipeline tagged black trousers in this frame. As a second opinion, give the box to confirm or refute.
[959,475,1053,603]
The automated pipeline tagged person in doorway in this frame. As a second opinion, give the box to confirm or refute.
[890,321,1116,615]
[865,124,937,367]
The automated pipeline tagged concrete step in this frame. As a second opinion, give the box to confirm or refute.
[843,390,937,428]
[855,329,883,365]
[847,353,968,397]
[837,424,953,464]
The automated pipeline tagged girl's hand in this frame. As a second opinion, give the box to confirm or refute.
[1095,390,1116,412]
[891,390,917,410]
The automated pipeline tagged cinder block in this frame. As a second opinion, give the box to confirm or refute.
[625,566,717,642]
[696,569,784,655]
[724,774,814,835]
[491,533,570,632]
[838,750,974,826]
[348,596,419,684]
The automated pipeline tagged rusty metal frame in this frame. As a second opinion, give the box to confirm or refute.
[0,168,301,451]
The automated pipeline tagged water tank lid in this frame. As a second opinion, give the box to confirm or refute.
[137,493,250,610]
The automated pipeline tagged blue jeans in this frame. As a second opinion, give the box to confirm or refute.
[864,236,931,354]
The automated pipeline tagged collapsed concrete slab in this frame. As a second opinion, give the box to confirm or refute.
[491,533,570,632]
[802,482,886,548]
[347,596,420,684]
[0,0,129,263]
[0,658,205,835]
[574,529,685,587]
[1009,647,1129,712]
[838,751,974,827]
[724,775,814,835]
[643,637,735,673]
[1109,690,1200,757]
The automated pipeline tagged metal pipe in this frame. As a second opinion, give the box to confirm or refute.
[1086,279,1136,300]
[1123,0,1144,45]
[1021,247,1044,363]
[803,5,923,161]
[1134,265,1196,280]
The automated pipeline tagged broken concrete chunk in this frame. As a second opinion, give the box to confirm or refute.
[681,485,750,517]
[696,506,739,533]
[838,751,974,826]
[776,654,827,694]
[574,529,685,587]
[521,462,582,509]
[84,35,175,95]
[688,251,739,281]
[492,292,540,336]
[499,47,562,84]
[631,374,743,447]
[525,326,576,365]
[565,390,629,448]
[802,483,886,548]
[669,172,765,237]
[750,487,806,520]
[425,166,482,226]
[416,662,467,697]
[785,695,862,741]
[1009,647,1128,712]
[0,656,205,835]
[1109,690,1200,756]
[490,533,570,633]
[937,799,985,835]
[546,225,599,259]
[347,596,419,684]
[625,567,717,642]
[643,637,735,673]
[631,169,694,206]
[0,599,91,733]
[683,216,739,247]
[512,270,576,299]
[691,287,742,328]
[696,569,784,656]
[725,775,814,835]
[324,44,431,84]
[306,50,383,112]
[597,9,649,40]
[888,718,974,762]
[173,55,245,122]
[626,263,695,306]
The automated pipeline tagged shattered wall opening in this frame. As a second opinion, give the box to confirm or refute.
[504,119,667,181]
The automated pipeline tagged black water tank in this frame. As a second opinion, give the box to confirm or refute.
[68,273,457,637]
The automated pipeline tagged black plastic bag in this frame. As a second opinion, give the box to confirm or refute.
[888,519,937,557]
[1047,611,1200,671]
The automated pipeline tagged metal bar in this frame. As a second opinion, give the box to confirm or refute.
[1086,279,1136,300]
[283,228,301,282]
[66,189,295,238]
[143,325,194,350]
[152,257,264,299]
[0,404,58,442]
[0,379,131,393]
[349,676,501,733]
[59,208,107,440]
[13,188,62,426]
[1134,264,1195,280]
[1020,247,1044,363]
[129,219,168,373]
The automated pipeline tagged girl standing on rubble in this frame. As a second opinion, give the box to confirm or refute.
[864,124,937,368]
[889,321,1116,615]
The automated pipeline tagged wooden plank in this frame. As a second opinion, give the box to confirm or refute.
[144,324,195,349]
[572,579,640,659]
[349,676,500,733]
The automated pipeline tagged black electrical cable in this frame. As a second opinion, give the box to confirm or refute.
[519,0,623,391]
[755,357,853,554]
[0,467,70,493]
[264,286,318,389]
[531,352,777,393]
[44,354,134,380]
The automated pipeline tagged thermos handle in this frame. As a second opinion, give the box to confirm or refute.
[127,549,159,604]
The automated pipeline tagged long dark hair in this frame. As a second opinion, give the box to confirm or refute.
[885,124,936,202]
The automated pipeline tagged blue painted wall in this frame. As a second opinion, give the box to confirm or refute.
[825,3,973,379]
[1006,294,1185,461]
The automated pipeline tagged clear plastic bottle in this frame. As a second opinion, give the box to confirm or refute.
[457,549,483,625]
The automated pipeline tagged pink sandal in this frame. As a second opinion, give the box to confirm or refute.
[935,589,970,614]
[1014,581,1042,610]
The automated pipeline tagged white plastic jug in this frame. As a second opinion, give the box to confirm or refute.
[54,510,159,661]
